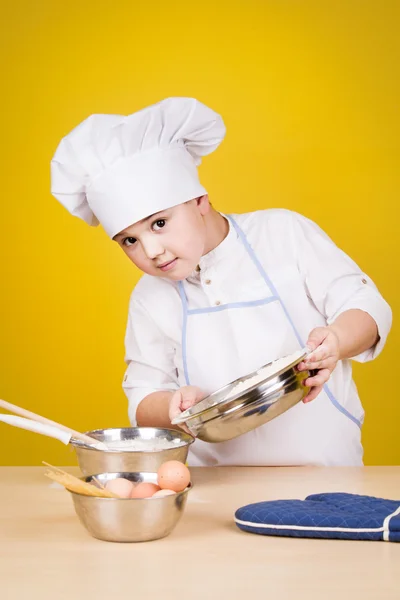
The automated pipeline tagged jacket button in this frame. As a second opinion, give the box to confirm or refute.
[205,279,211,285]
[215,300,221,306]
[362,278,367,284]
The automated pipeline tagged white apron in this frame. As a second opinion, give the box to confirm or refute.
[177,216,363,467]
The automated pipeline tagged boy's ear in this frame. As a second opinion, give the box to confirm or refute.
[197,194,211,215]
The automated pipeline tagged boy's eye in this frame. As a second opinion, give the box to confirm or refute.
[153,219,166,231]
[123,237,137,247]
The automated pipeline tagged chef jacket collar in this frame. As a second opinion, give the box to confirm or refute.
[186,214,238,281]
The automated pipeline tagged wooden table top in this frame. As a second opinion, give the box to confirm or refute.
[1,466,399,599]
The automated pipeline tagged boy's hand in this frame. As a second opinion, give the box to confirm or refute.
[297,327,341,403]
[169,386,206,433]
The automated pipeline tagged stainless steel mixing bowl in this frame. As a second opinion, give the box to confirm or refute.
[70,427,194,476]
[173,352,315,443]
[69,471,191,542]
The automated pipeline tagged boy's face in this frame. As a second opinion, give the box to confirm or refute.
[113,196,210,281]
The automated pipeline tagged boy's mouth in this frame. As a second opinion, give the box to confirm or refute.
[158,258,178,272]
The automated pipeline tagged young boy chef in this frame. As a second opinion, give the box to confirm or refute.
[51,97,392,467]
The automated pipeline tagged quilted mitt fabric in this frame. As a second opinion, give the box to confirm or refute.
[235,493,400,542]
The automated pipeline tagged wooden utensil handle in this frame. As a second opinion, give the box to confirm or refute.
[0,399,96,446]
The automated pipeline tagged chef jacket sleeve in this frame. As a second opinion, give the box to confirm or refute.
[122,292,179,425]
[291,212,392,363]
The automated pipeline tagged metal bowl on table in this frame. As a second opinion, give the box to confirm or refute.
[172,351,315,443]
[70,427,194,476]
[69,471,192,543]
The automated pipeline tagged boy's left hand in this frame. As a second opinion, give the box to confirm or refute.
[297,327,340,403]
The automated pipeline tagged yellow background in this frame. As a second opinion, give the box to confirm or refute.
[0,1,398,466]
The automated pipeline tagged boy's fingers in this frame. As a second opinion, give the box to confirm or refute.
[306,328,328,352]
[181,387,205,410]
[305,368,330,387]
[168,390,183,421]
[303,384,323,403]
[304,344,330,364]
[301,357,336,371]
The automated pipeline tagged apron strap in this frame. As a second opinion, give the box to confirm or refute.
[227,215,304,347]
[177,281,190,386]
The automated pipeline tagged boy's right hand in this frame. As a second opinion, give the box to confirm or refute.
[169,386,206,434]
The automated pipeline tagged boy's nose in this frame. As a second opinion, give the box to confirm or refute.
[141,236,164,260]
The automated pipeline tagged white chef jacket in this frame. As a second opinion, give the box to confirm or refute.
[122,209,392,465]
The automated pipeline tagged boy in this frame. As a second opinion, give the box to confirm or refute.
[51,97,392,466]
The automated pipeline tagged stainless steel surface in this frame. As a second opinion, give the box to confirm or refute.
[174,350,308,424]
[70,427,194,476]
[175,355,314,443]
[70,471,191,542]
[69,437,94,449]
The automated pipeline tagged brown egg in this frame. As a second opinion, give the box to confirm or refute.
[157,461,191,492]
[105,478,134,498]
[130,482,161,499]
[152,489,176,498]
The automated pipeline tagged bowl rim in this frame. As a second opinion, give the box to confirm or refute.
[70,426,195,452]
[174,351,309,425]
[191,377,309,442]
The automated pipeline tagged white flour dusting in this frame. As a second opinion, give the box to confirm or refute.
[91,437,186,452]
[223,349,307,401]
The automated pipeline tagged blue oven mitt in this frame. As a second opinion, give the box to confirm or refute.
[235,493,400,542]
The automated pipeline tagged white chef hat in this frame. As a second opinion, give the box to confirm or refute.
[50,97,226,238]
